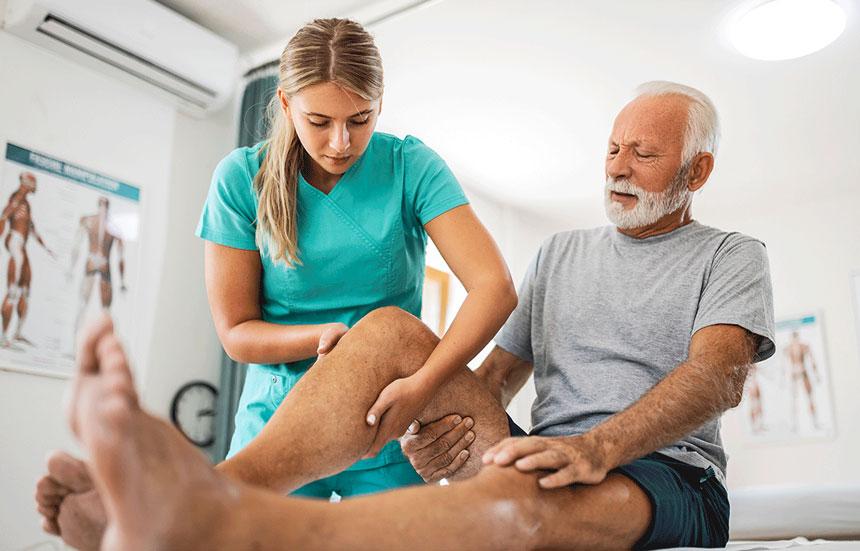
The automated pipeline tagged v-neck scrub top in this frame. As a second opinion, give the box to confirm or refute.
[196,132,469,471]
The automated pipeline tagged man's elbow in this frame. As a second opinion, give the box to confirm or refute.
[726,364,750,409]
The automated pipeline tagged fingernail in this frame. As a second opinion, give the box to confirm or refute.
[460,450,469,458]
[465,417,474,428]
[466,431,474,441]
[367,414,376,426]
[482,452,493,463]
[454,416,462,424]
[408,421,420,434]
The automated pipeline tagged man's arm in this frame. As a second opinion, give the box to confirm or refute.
[30,221,56,259]
[484,324,759,488]
[474,345,534,408]
[400,345,533,482]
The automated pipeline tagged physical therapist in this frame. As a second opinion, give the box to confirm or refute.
[196,18,517,498]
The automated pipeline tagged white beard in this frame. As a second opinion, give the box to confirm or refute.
[604,164,692,229]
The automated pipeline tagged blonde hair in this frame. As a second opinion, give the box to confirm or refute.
[254,18,384,266]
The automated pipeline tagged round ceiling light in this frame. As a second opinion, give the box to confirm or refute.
[729,0,847,60]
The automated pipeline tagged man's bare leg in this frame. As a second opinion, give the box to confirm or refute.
[218,306,510,493]
[71,315,652,550]
[38,306,509,545]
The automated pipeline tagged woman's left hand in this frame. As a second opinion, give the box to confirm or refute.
[364,375,433,458]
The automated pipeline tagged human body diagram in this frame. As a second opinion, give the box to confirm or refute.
[68,197,127,347]
[0,172,56,348]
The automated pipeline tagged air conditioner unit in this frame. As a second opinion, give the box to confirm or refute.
[1,0,239,116]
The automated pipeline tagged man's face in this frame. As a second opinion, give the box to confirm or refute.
[603,95,690,229]
[280,81,380,181]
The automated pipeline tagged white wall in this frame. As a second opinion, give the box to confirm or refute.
[699,195,860,490]
[0,29,232,549]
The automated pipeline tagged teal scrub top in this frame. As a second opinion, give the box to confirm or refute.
[196,132,469,466]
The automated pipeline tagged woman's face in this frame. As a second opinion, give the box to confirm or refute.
[280,82,381,182]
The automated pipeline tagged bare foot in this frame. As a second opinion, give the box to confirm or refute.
[67,315,243,550]
[35,450,106,549]
[57,490,107,551]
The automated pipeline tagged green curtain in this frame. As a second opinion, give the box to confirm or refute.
[212,73,278,462]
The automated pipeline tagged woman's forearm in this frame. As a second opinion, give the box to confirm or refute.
[416,280,517,390]
[222,320,337,365]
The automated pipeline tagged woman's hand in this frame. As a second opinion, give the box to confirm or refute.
[317,323,349,356]
[364,374,434,458]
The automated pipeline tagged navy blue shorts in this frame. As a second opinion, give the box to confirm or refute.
[505,416,729,549]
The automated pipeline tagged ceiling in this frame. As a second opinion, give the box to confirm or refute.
[155,0,860,225]
[155,0,381,52]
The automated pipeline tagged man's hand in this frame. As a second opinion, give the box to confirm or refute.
[482,434,609,488]
[317,322,348,356]
[400,414,475,482]
[364,374,433,458]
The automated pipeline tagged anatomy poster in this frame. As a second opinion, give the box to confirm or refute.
[740,313,836,442]
[0,143,139,377]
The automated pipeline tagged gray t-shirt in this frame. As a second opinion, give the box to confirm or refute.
[495,221,775,481]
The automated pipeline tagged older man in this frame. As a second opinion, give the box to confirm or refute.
[36,81,773,550]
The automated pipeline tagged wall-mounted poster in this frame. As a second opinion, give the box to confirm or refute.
[0,143,139,378]
[740,313,835,442]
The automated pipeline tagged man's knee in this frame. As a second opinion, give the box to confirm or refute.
[468,465,544,548]
[354,306,438,352]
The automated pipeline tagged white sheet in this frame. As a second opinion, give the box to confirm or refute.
[729,484,860,540]
[665,538,860,550]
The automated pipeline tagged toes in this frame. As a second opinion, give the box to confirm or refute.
[36,475,69,504]
[41,516,60,536]
[46,450,93,493]
[37,502,59,519]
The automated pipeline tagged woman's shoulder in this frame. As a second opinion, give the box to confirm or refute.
[214,141,267,181]
[369,132,442,164]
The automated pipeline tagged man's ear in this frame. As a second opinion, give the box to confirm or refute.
[687,152,714,192]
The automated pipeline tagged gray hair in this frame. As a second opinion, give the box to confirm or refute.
[634,81,720,163]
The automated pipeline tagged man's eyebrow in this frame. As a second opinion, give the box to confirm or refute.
[304,109,374,118]
[610,139,655,149]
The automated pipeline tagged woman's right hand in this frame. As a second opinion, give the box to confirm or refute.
[317,322,349,356]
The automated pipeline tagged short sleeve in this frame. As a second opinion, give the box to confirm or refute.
[494,247,542,363]
[403,136,469,225]
[195,147,259,251]
[692,235,776,362]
